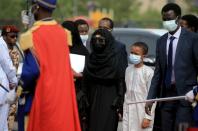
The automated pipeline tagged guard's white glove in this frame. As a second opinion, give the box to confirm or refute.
[21,10,29,25]
[185,90,195,102]
[6,89,17,104]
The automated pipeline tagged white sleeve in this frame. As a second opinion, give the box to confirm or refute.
[144,68,155,120]
[146,68,154,91]
[0,43,17,85]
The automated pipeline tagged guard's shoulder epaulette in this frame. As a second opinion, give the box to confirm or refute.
[64,29,72,46]
[19,26,39,51]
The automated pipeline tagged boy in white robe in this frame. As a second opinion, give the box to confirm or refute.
[123,42,156,131]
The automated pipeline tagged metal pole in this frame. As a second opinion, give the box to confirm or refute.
[127,96,186,105]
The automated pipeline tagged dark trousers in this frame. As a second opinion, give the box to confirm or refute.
[17,104,25,131]
[161,85,193,131]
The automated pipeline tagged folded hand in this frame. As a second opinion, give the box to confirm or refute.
[141,118,151,128]
[145,102,153,115]
[185,90,194,102]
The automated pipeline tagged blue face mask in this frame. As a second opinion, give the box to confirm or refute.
[129,54,141,64]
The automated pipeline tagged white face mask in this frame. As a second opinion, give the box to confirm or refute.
[129,54,141,65]
[80,35,89,46]
[163,19,178,32]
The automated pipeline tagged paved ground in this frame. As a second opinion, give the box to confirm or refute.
[11,121,123,131]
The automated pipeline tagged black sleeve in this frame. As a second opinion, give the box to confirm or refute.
[111,43,128,113]
[147,39,162,99]
[117,78,126,97]
[121,44,128,70]
[193,34,198,72]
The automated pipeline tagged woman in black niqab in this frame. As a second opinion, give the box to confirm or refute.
[83,29,126,131]
[62,21,89,131]
[84,28,120,80]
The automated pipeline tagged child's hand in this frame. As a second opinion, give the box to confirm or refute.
[141,118,151,129]
[117,112,122,121]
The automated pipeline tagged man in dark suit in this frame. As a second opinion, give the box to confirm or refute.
[145,3,198,131]
[180,14,198,33]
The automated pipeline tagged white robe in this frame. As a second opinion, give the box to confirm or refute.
[0,37,17,131]
[123,65,155,131]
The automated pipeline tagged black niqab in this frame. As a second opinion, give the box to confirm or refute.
[84,29,120,80]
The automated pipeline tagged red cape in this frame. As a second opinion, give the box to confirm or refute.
[27,21,81,131]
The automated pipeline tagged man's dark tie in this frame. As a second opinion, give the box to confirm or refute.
[165,36,175,88]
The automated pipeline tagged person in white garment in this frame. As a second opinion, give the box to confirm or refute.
[0,28,18,131]
[123,42,155,131]
[1,25,23,131]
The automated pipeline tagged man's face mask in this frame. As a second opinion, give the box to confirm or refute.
[92,35,106,53]
[163,17,178,32]
[80,35,89,46]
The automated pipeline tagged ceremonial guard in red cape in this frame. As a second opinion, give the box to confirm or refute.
[19,0,81,131]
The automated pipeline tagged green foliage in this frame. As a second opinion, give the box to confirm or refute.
[53,0,73,22]
[185,0,198,14]
[131,9,162,28]
[0,0,196,28]
[95,0,133,22]
[0,0,25,26]
[0,0,74,27]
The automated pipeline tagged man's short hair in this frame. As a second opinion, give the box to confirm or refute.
[131,42,148,55]
[100,17,114,29]
[181,14,198,32]
[161,3,181,16]
[75,19,89,28]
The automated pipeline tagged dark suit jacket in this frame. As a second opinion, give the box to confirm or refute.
[85,39,91,53]
[115,40,128,71]
[147,28,198,99]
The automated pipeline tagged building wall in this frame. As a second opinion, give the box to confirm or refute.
[137,0,189,14]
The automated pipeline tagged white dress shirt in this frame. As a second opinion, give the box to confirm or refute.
[166,27,181,83]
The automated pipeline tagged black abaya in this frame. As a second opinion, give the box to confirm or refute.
[83,29,127,131]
